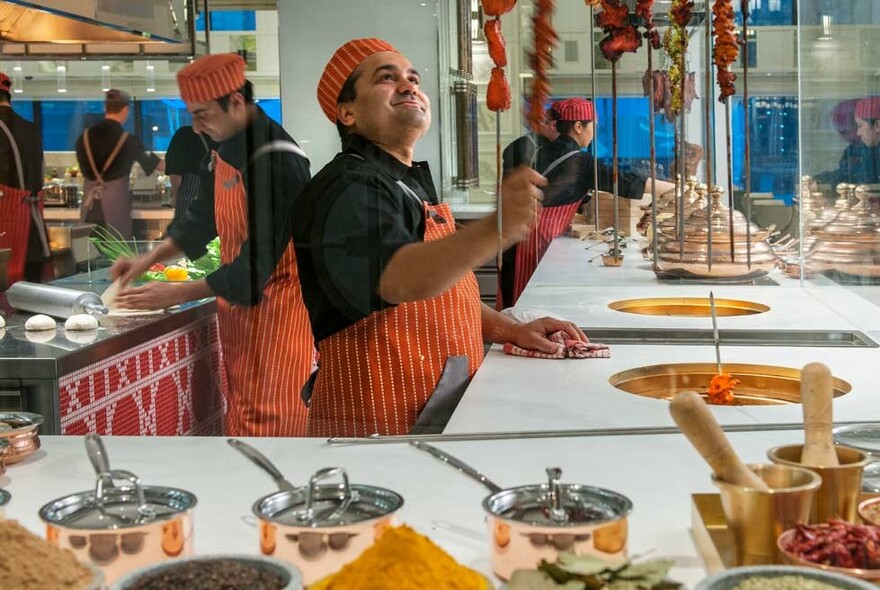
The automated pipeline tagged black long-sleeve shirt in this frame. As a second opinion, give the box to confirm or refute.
[536,135,647,206]
[0,105,43,193]
[293,133,437,343]
[167,107,311,306]
[502,132,550,174]
[75,119,160,182]
[814,143,880,186]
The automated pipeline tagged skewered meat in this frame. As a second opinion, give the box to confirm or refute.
[636,0,661,49]
[485,18,507,67]
[707,373,739,405]
[487,66,512,112]
[596,0,628,29]
[712,0,738,100]
[671,0,694,27]
[642,69,664,112]
[526,0,557,131]
[482,0,516,17]
[600,26,642,61]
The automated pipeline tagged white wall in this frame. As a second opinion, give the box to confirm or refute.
[277,0,441,178]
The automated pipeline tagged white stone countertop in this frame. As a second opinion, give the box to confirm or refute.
[1,431,816,589]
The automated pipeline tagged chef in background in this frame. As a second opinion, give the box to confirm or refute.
[0,72,50,285]
[75,89,163,240]
[111,54,314,437]
[815,97,880,187]
[164,125,217,221]
[293,38,585,438]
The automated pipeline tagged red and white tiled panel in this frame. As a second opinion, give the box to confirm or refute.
[59,319,227,436]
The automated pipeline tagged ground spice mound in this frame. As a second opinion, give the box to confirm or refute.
[310,524,487,590]
[0,519,95,590]
[126,559,286,590]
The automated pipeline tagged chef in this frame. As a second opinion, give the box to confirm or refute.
[293,38,586,437]
[498,97,675,308]
[0,72,50,285]
[112,54,314,437]
[75,89,162,240]
[815,96,880,187]
[501,100,562,174]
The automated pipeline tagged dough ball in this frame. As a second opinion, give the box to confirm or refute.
[65,330,98,345]
[0,315,5,328]
[25,315,57,331]
[65,314,99,331]
[25,329,56,344]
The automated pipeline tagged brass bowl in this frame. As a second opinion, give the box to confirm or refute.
[601,254,624,267]
[778,527,880,582]
[0,412,43,464]
[857,497,880,527]
[607,297,769,317]
[608,363,852,405]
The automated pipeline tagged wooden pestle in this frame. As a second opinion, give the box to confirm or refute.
[670,391,769,489]
[800,362,839,467]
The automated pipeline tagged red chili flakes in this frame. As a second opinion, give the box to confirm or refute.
[782,520,880,570]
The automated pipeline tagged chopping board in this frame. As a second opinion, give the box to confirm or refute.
[101,280,165,317]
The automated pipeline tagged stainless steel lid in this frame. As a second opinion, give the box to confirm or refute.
[0,488,10,507]
[39,470,197,530]
[253,467,403,528]
[833,424,880,456]
[0,412,44,433]
[482,468,632,528]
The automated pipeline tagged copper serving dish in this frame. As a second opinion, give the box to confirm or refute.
[807,185,880,278]
[655,186,777,279]
[607,297,769,317]
[608,363,852,405]
[0,412,43,464]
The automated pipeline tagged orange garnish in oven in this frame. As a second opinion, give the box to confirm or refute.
[707,373,739,405]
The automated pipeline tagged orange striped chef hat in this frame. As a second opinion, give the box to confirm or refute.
[177,53,246,104]
[555,98,596,122]
[317,38,398,122]
[855,96,880,121]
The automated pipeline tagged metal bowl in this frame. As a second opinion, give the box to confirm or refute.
[777,528,880,582]
[609,363,852,405]
[110,554,302,590]
[858,496,880,527]
[695,565,877,589]
[607,297,769,317]
[0,412,43,464]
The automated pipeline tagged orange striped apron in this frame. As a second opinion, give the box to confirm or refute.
[306,200,485,437]
[500,149,583,308]
[212,150,314,437]
[0,119,47,286]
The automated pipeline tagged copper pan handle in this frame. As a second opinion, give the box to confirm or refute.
[409,441,503,494]
[227,439,296,492]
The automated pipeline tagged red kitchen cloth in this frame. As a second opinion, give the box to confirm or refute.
[503,331,610,359]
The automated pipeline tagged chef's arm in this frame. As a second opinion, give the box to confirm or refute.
[480,305,587,352]
[379,167,545,303]
[112,237,185,285]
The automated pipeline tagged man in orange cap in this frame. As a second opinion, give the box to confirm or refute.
[816,96,880,186]
[112,53,315,437]
[0,72,50,285]
[293,38,586,437]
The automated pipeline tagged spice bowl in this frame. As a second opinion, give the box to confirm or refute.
[110,554,302,590]
[694,565,877,589]
[777,522,880,582]
[857,496,880,526]
[601,254,624,267]
[0,411,43,464]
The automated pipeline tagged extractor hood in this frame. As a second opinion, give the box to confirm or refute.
[0,0,205,59]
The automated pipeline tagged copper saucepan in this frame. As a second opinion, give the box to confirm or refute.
[228,439,404,586]
[39,434,197,586]
[409,441,633,581]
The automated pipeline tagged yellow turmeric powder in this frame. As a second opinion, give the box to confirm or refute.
[309,524,488,590]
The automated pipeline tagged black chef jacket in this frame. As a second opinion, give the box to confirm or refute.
[293,133,438,343]
[502,132,550,174]
[75,119,161,182]
[814,143,880,187]
[167,107,310,307]
[165,126,217,219]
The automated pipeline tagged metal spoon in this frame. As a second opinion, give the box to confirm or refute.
[709,291,722,375]
[227,439,296,492]
[409,441,503,494]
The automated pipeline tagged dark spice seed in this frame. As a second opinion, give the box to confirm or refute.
[126,559,287,590]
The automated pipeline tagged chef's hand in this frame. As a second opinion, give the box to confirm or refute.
[111,255,152,286]
[115,282,186,310]
[508,317,588,354]
[498,166,546,245]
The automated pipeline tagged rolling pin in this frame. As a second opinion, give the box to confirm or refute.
[800,362,839,467]
[670,390,768,489]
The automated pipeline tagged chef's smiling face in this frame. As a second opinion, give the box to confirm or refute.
[187,93,247,143]
[338,51,431,141]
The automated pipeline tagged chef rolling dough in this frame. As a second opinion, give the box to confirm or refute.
[65,314,99,331]
[25,314,57,331]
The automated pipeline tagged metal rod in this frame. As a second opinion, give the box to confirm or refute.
[327,421,836,446]
[648,46,658,270]
[590,11,600,234]
[612,59,619,259]
[709,290,722,375]
[742,0,752,268]
[496,110,503,270]
[725,98,735,261]
[705,4,714,272]
[678,49,686,263]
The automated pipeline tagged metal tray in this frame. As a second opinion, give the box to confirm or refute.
[580,328,878,348]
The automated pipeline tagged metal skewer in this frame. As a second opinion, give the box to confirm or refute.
[496,110,503,270]
[589,10,600,235]
[725,98,735,261]
[611,59,619,260]
[648,45,659,270]
[709,290,722,375]
[741,0,752,269]
[705,0,714,272]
